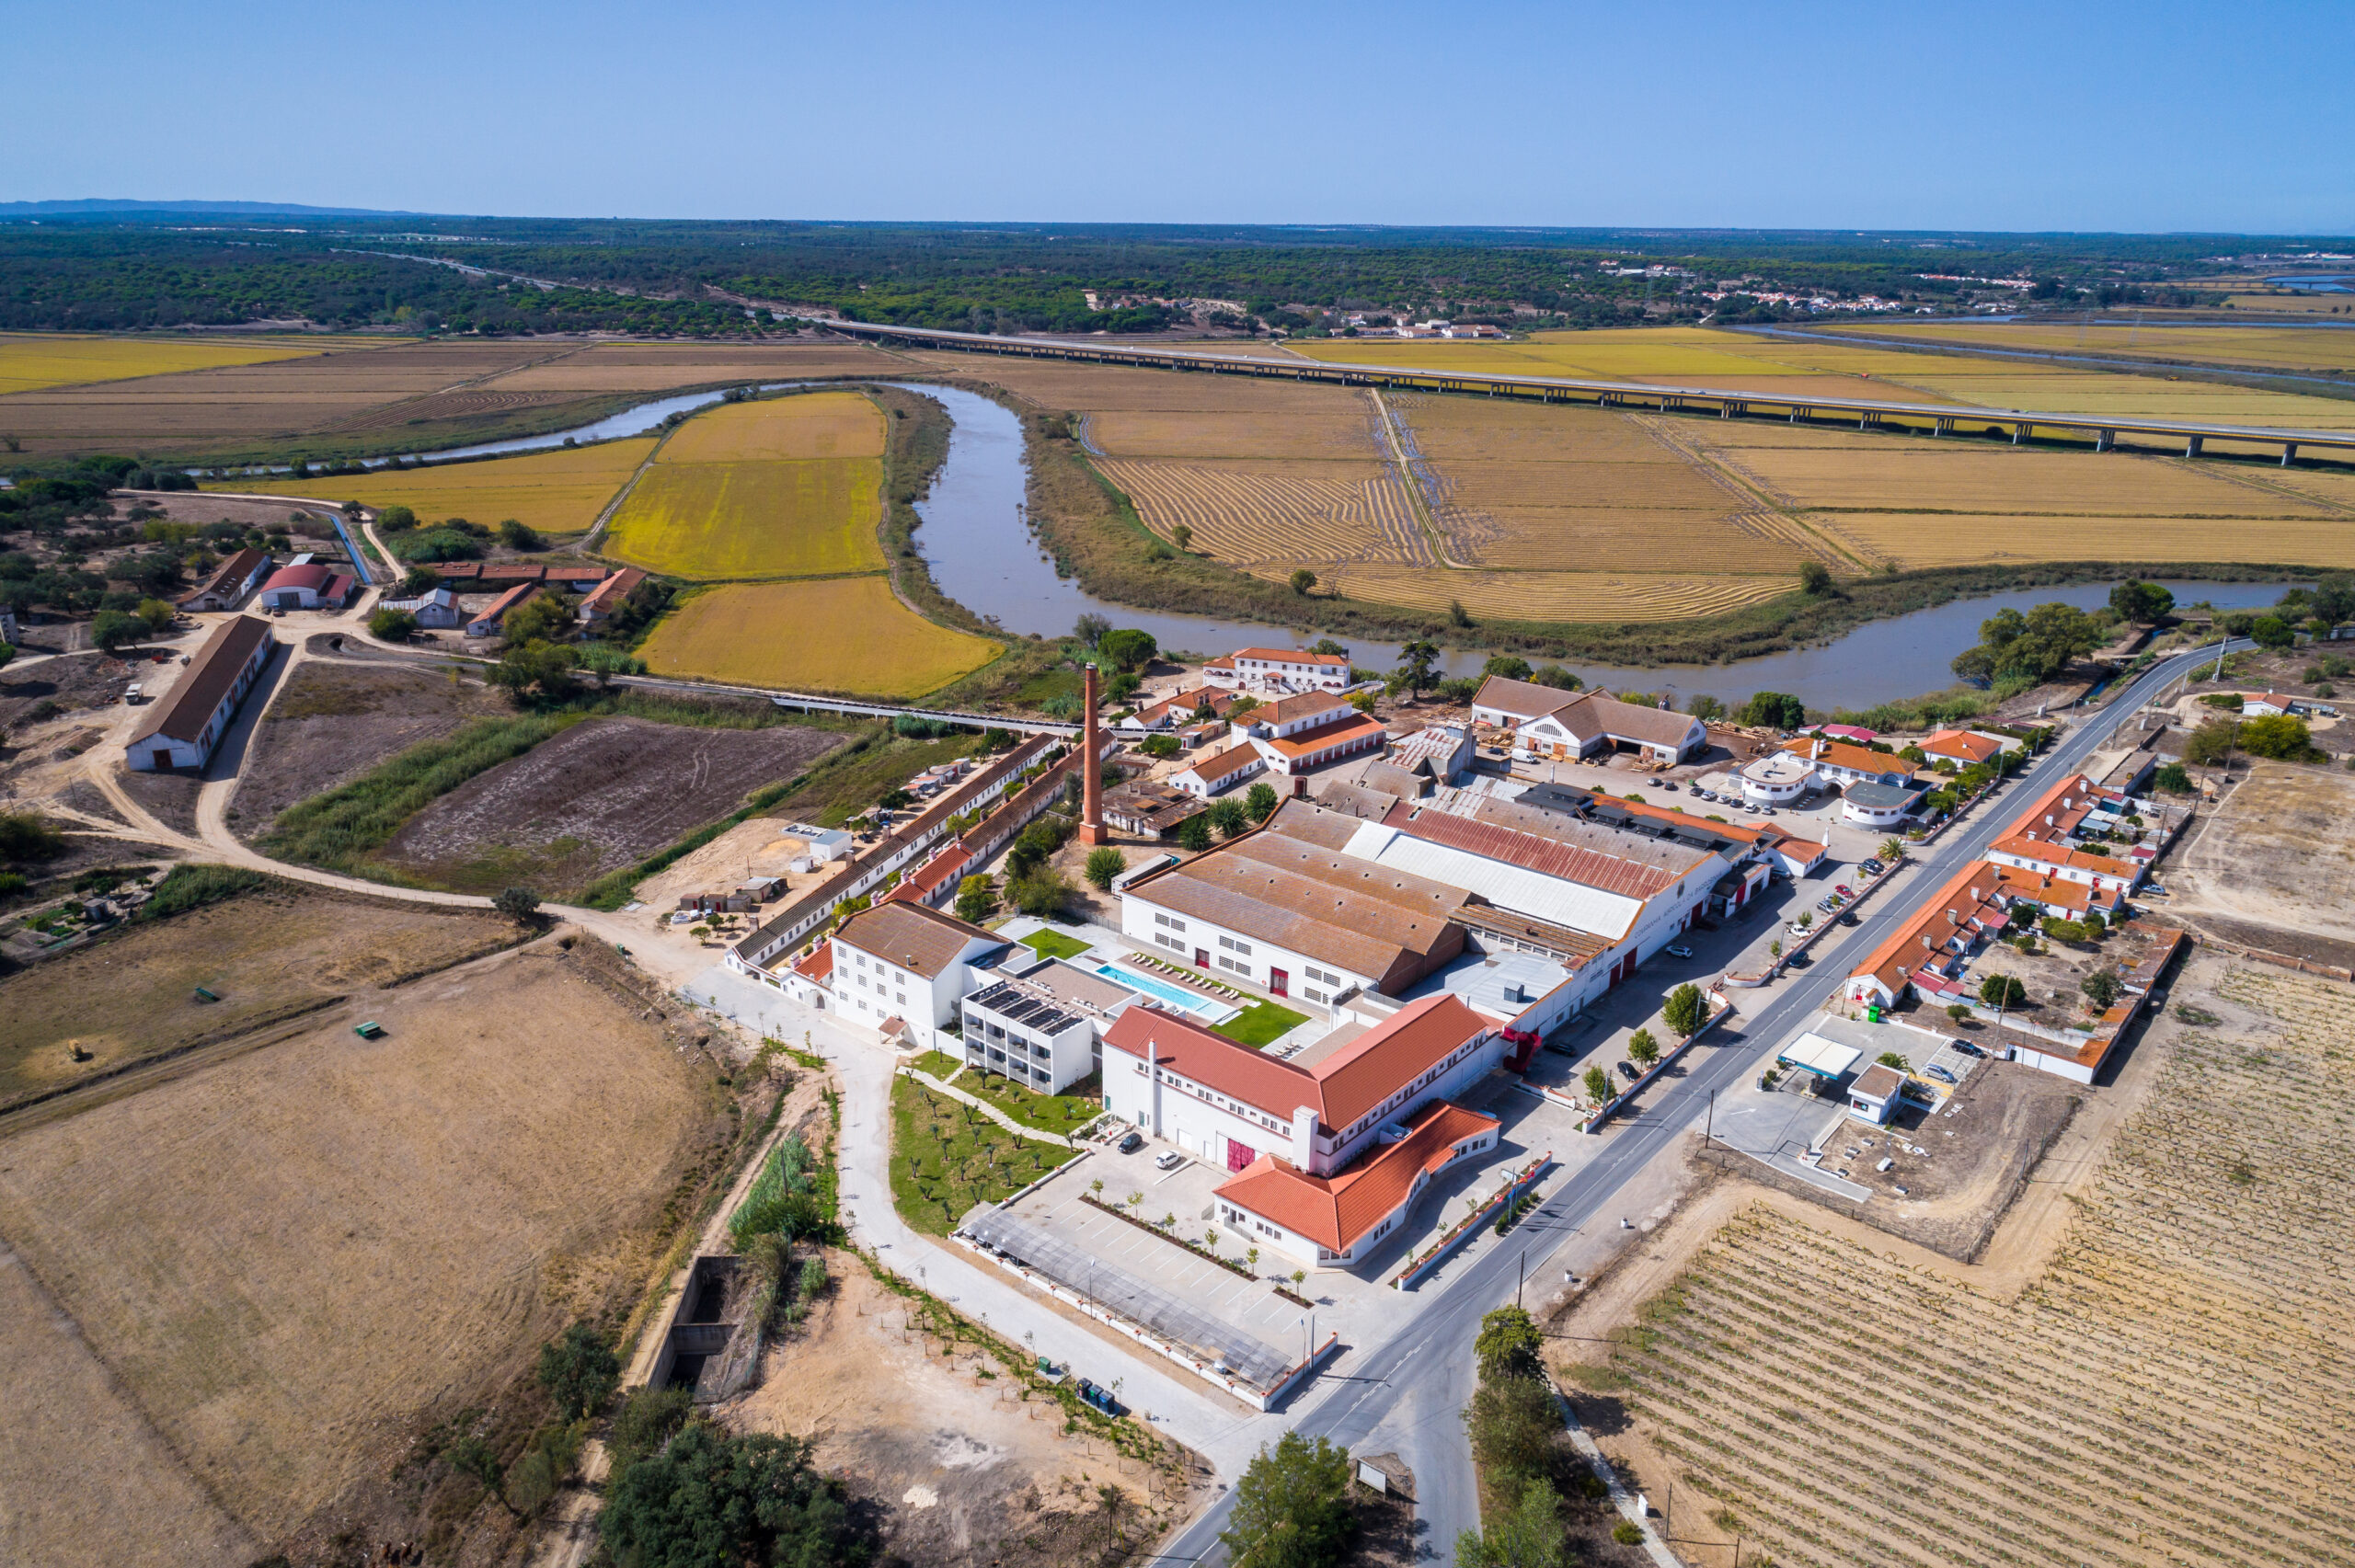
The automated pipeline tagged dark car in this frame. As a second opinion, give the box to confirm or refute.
[1617,1060,1641,1082]
[1861,859,1885,876]
[1116,1132,1144,1155]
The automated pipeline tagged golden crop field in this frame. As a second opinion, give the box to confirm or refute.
[482,339,902,391]
[1814,509,2355,570]
[2225,292,2355,315]
[1591,961,2355,1568]
[603,457,883,578]
[0,332,345,395]
[1723,445,2338,516]
[639,578,999,697]
[638,388,884,463]
[205,436,657,535]
[1888,369,2355,429]
[1087,407,1382,460]
[1834,318,2355,373]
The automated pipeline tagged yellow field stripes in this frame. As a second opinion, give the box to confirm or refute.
[639,578,998,697]
[0,332,339,395]
[654,390,884,463]
[208,437,657,536]
[1097,457,1435,567]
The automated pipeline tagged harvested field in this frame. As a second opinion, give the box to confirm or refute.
[655,388,884,463]
[0,331,335,395]
[0,338,575,457]
[1831,319,2355,375]
[228,659,508,839]
[604,458,883,578]
[372,715,844,897]
[1087,407,1383,460]
[1723,444,2338,515]
[897,350,1357,415]
[640,578,1000,697]
[207,436,657,536]
[1888,368,2355,429]
[481,339,902,391]
[728,1253,1169,1568]
[1812,510,2355,570]
[316,385,592,432]
[2169,761,2355,947]
[0,1240,258,1568]
[1576,958,2355,1568]
[1300,564,1789,624]
[1097,456,1429,566]
[0,940,721,1553]
[0,879,514,1110]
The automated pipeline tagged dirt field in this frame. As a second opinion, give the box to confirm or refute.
[634,816,847,910]
[728,1253,1168,1568]
[0,937,725,1557]
[1555,954,2355,1568]
[2168,761,2355,948]
[0,648,149,728]
[373,715,844,896]
[0,879,515,1110]
[228,659,508,839]
[479,338,903,392]
[639,578,1001,698]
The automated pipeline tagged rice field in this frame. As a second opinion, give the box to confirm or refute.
[603,392,888,578]
[1295,564,1789,624]
[1592,961,2355,1568]
[0,331,341,395]
[1812,510,2355,570]
[1097,457,1432,566]
[480,339,902,392]
[1831,319,2355,374]
[204,436,657,535]
[638,578,999,697]
[1722,445,2339,516]
[651,389,885,463]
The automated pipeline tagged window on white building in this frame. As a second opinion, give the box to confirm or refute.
[1218,934,1253,956]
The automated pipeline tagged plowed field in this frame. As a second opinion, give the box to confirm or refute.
[1586,958,2355,1568]
[482,339,900,391]
[208,435,657,535]
[640,578,1000,697]
[1295,565,1789,624]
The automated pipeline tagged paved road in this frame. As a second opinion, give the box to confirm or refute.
[1154,638,2242,1566]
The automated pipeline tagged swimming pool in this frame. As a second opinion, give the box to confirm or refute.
[1095,962,1236,1023]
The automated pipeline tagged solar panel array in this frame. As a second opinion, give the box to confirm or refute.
[958,1205,1295,1390]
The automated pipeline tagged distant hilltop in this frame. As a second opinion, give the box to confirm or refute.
[0,199,417,218]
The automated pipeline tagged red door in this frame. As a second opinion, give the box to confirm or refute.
[1269,967,1289,996]
[1226,1138,1257,1173]
[1195,948,1210,967]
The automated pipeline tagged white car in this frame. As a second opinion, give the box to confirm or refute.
[1154,1150,1185,1171]
[1665,944,1694,959]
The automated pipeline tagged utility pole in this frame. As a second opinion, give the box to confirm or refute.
[1706,1088,1716,1148]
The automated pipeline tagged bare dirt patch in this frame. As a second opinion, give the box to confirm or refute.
[118,765,202,836]
[0,938,728,1557]
[2168,761,2355,949]
[0,649,144,728]
[373,715,844,898]
[727,1255,1173,1568]
[634,816,847,912]
[229,659,506,839]
[0,879,515,1111]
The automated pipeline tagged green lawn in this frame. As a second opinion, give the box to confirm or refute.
[1021,928,1095,961]
[912,1050,965,1082]
[958,1067,1103,1136]
[889,1077,1079,1236]
[1214,1001,1310,1048]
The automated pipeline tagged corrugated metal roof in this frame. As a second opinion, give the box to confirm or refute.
[1345,820,1647,942]
[1391,800,1700,898]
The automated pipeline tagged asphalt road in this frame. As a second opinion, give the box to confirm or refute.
[1156,638,2240,1566]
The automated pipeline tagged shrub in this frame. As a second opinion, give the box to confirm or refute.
[1613,1521,1646,1546]
[602,1423,866,1568]
[1220,1433,1357,1568]
[1084,846,1125,889]
[1208,796,1250,838]
[2237,714,2315,760]
[1177,813,1213,853]
[136,863,262,921]
[1583,1065,1610,1102]
[954,872,998,924]
[374,504,419,532]
[1140,732,1179,759]
[368,606,419,641]
[1476,1306,1545,1384]
[494,887,542,924]
[1877,1050,1908,1069]
[1947,1003,1973,1023]
[2153,761,2194,794]
[2081,968,2122,1010]
[90,609,144,650]
[1289,567,1317,596]
[1979,973,2027,1008]
[0,812,67,864]
[1483,655,1533,681]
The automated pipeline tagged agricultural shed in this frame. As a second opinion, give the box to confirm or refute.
[179,547,272,611]
[125,615,275,773]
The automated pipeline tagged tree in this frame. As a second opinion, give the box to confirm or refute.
[2109,579,2176,624]
[494,887,542,925]
[0,812,67,863]
[1289,567,1317,596]
[398,564,443,597]
[369,606,419,641]
[1662,983,1706,1038]
[954,873,998,924]
[1484,655,1533,682]
[1347,689,1377,713]
[496,518,544,550]
[1219,1432,1356,1568]
[1465,1373,1563,1490]
[134,597,177,634]
[2154,761,2193,794]
[1083,847,1125,890]
[0,643,13,673]
[1245,781,1280,822]
[2080,910,2106,936]
[1878,838,1904,862]
[2249,615,2296,651]
[1098,628,1157,670]
[2081,968,2121,1010]
[90,609,144,650]
[2310,574,2355,627]
[1685,693,1726,723]
[1796,910,1813,931]
[1583,1065,1611,1102]
[2237,714,2314,760]
[1008,864,1072,917]
[577,644,646,689]
[2042,916,2090,944]
[504,588,577,646]
[1979,973,2027,1008]
[1627,1028,1660,1068]
[2182,717,2240,767]
[1738,692,1806,730]
[489,638,577,699]
[536,1322,620,1422]
[600,1423,867,1568]
[1172,523,1193,553]
[374,504,419,533]
[1457,1479,1568,1568]
[1178,812,1213,853]
[1140,731,1180,759]
[1531,664,1581,691]
[1395,639,1441,699]
[1475,1306,1545,1384]
[1074,612,1111,647]
[1208,796,1250,838]
[1798,560,1833,595]
[1948,1003,1974,1024]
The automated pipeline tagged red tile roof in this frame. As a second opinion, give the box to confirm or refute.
[581,567,646,613]
[1780,737,1900,775]
[1384,800,1687,899]
[1988,835,2136,880]
[1211,647,1350,669]
[260,562,338,595]
[1103,992,1490,1131]
[1212,1102,1499,1252]
[1264,691,1350,725]
[1182,740,1265,784]
[1259,712,1385,759]
[1923,728,2002,764]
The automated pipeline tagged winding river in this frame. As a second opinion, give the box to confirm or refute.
[304,376,2302,713]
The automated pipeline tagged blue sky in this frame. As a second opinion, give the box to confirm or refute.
[13,0,2351,232]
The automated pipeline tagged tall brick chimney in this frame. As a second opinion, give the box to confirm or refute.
[1079,661,1109,845]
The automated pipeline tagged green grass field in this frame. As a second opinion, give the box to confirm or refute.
[1021,929,1094,961]
[603,457,884,578]
[1213,1000,1309,1047]
[889,1076,1080,1236]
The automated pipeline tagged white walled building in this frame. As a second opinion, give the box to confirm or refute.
[124,615,275,773]
[1246,690,1387,775]
[1202,647,1352,695]
[1167,740,1268,798]
[828,901,1009,1033]
[959,958,1142,1093]
[1471,676,1706,764]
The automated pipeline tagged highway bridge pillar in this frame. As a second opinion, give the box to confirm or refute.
[2184,436,2203,458]
[2013,423,2029,445]
[2282,441,2300,467]
[2095,429,2114,452]
[1934,417,1954,437]
[1790,406,1809,424]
